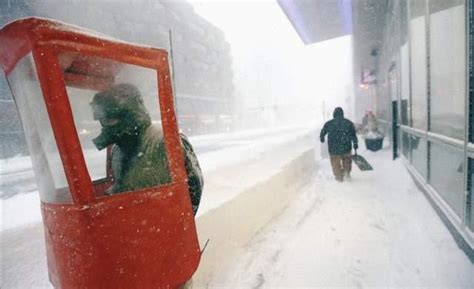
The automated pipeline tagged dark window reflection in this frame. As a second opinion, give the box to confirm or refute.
[469,158,473,231]
[467,159,474,232]
[402,131,410,159]
[401,99,409,125]
[471,107,474,143]
[410,134,427,179]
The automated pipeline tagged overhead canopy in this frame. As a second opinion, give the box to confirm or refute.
[277,0,353,44]
[278,0,389,90]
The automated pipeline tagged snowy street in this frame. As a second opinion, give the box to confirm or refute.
[0,126,313,198]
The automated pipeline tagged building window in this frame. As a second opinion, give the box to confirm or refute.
[410,134,427,179]
[402,131,410,159]
[470,0,474,143]
[429,142,465,218]
[401,42,410,126]
[429,0,466,140]
[468,158,473,231]
[409,0,428,130]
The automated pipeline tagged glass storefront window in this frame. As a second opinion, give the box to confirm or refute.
[410,134,427,179]
[400,42,410,126]
[409,0,428,130]
[471,106,473,143]
[402,131,410,159]
[429,142,465,218]
[429,0,466,140]
[468,158,474,231]
[470,99,473,143]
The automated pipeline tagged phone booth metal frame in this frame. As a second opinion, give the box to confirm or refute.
[0,18,200,289]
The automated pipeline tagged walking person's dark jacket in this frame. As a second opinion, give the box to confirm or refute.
[320,107,358,155]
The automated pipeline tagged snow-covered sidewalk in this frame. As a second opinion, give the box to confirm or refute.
[202,149,474,288]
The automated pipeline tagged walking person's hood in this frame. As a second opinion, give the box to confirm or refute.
[333,107,344,119]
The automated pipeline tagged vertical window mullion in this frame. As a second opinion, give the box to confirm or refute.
[464,0,472,228]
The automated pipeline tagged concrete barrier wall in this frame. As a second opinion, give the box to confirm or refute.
[193,148,316,284]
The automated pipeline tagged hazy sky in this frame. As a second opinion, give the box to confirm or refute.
[190,0,355,125]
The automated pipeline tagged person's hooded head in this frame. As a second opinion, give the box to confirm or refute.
[91,83,152,150]
[333,107,344,119]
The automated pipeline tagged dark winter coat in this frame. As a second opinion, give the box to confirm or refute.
[320,108,358,156]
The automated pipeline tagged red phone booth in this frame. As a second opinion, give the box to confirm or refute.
[0,18,200,289]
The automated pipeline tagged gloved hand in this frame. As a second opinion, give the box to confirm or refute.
[320,136,325,143]
[353,143,358,150]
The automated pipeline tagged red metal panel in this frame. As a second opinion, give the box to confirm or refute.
[42,182,200,289]
[158,67,188,184]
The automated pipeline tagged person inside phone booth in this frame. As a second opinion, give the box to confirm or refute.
[91,83,203,215]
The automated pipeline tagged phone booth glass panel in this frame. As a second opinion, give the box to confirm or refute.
[7,53,71,203]
[67,81,108,182]
[58,51,171,197]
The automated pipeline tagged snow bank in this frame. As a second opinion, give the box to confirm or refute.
[194,148,316,285]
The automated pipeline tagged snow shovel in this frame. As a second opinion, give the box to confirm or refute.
[352,149,373,171]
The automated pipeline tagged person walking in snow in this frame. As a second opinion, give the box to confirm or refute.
[320,107,358,182]
[91,83,203,214]
[362,110,382,138]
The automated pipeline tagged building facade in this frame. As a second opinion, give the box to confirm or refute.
[279,0,473,259]
[0,0,235,158]
[375,0,473,259]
